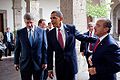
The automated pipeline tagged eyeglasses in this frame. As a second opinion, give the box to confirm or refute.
[50,16,57,19]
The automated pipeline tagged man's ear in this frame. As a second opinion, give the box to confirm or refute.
[104,27,109,32]
[60,17,63,21]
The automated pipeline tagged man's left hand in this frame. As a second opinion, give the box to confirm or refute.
[42,64,47,70]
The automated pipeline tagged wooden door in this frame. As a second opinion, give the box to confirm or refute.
[0,13,3,32]
[118,20,120,35]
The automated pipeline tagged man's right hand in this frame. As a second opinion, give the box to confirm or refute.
[48,70,54,79]
[88,55,93,66]
[14,64,19,71]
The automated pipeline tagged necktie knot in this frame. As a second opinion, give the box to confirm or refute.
[90,32,92,36]
[58,28,61,31]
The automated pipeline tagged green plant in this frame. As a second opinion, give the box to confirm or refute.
[87,0,109,18]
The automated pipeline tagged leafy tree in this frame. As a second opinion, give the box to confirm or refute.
[86,0,109,18]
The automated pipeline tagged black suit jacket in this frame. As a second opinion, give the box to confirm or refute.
[47,24,96,76]
[92,34,120,80]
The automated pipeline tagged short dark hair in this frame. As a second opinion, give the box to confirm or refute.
[24,13,34,20]
[103,19,112,33]
[48,22,52,25]
[51,10,63,18]
[38,19,46,26]
[104,19,112,28]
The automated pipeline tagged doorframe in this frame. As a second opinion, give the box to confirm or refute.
[0,10,7,32]
[118,19,120,35]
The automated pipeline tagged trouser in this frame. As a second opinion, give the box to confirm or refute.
[85,52,94,80]
[56,60,76,80]
[0,51,2,59]
[20,68,42,80]
[43,69,48,80]
[5,42,12,56]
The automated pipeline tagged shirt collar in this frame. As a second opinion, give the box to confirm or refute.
[27,26,35,32]
[56,22,64,31]
[99,33,108,42]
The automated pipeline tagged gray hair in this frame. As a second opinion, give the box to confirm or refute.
[51,10,63,18]
[24,13,34,20]
[88,22,95,27]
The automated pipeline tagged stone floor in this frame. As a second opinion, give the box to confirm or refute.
[0,53,120,80]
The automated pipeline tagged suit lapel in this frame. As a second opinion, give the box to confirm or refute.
[23,27,31,47]
[52,28,63,50]
[32,26,39,47]
[63,24,70,49]
[54,28,60,46]
[95,35,109,52]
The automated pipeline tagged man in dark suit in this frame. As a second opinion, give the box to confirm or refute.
[47,10,96,80]
[88,18,120,80]
[80,22,95,64]
[3,27,14,57]
[14,13,48,80]
[80,22,96,80]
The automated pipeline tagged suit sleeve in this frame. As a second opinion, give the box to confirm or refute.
[14,30,21,64]
[95,44,120,75]
[80,32,87,52]
[3,32,6,43]
[73,26,96,43]
[47,32,54,70]
[41,30,48,64]
[10,33,14,43]
[80,41,86,52]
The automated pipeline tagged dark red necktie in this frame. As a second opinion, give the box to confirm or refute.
[94,38,100,52]
[58,29,64,49]
[89,32,93,51]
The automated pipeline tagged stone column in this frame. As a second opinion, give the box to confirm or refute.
[30,0,40,25]
[60,0,87,32]
[60,1,89,79]
[26,0,30,12]
[12,0,22,31]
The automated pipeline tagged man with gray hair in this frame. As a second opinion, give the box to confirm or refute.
[14,13,48,80]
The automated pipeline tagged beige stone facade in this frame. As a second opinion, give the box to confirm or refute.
[60,0,87,32]
[111,0,120,40]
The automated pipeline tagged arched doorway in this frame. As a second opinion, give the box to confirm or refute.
[111,2,120,40]
[0,13,4,32]
[0,10,7,33]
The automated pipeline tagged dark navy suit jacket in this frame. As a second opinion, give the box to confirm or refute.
[80,31,95,56]
[14,26,47,71]
[92,34,120,80]
[47,24,96,77]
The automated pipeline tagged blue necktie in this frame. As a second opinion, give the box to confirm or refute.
[29,29,33,46]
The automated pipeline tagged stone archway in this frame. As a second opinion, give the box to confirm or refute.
[112,3,120,40]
